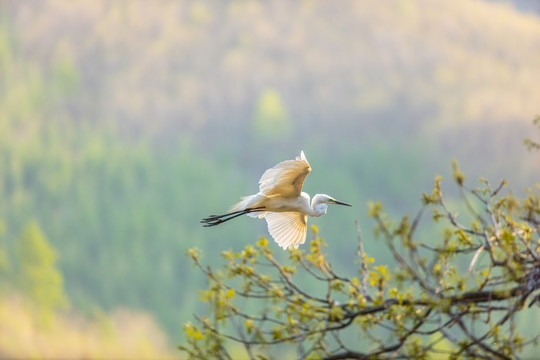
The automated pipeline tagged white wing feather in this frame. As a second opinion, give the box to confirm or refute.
[258,151,311,198]
[264,212,307,250]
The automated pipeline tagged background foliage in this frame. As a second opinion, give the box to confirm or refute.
[0,0,539,356]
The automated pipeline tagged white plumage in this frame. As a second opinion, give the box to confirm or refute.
[264,212,307,250]
[202,151,351,250]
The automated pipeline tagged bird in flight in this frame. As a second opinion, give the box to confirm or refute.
[201,151,351,250]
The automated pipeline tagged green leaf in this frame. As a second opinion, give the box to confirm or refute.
[329,305,345,321]
[225,288,235,299]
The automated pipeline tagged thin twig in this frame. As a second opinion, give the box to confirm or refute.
[355,220,369,297]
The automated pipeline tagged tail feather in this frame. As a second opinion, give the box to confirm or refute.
[229,194,265,212]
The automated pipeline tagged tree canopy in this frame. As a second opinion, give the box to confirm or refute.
[15,220,68,325]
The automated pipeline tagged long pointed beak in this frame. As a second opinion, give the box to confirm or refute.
[331,199,352,207]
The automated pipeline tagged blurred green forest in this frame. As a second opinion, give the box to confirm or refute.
[1,0,539,355]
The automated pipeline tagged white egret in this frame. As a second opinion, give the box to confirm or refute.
[201,151,351,250]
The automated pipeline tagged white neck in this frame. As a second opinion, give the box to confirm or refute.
[309,194,328,217]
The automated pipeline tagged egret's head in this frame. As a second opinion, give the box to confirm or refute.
[315,194,352,207]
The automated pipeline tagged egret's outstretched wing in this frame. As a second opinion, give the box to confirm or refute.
[264,212,307,250]
[258,151,311,198]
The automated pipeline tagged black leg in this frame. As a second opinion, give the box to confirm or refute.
[201,207,265,227]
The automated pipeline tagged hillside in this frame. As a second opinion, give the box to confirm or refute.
[6,0,540,143]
